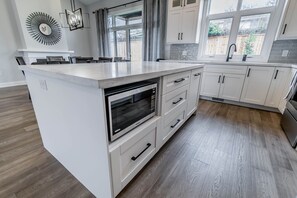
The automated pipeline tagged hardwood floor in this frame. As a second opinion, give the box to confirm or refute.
[1,86,297,198]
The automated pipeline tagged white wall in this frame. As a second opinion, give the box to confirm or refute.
[0,0,25,86]
[60,0,92,56]
[87,0,135,58]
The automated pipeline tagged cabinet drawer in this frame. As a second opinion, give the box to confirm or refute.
[204,65,248,75]
[162,84,189,116]
[162,108,186,143]
[110,119,158,196]
[163,71,191,94]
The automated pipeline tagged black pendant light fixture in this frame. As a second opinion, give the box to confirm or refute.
[65,0,84,31]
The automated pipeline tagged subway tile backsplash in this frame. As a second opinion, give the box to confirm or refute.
[169,44,199,60]
[268,40,297,64]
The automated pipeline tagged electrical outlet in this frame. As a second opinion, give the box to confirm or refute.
[39,80,48,91]
[282,50,289,57]
[182,50,187,56]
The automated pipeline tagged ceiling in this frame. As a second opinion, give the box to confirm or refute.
[79,0,100,6]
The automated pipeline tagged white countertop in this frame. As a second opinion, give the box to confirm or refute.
[20,61,204,88]
[163,60,297,68]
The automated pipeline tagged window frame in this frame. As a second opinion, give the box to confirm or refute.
[108,5,143,61]
[198,0,285,62]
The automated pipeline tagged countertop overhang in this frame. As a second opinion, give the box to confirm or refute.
[20,61,204,88]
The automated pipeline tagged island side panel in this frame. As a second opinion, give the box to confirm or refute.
[25,72,113,198]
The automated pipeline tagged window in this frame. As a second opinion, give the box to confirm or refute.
[200,0,284,61]
[108,10,143,61]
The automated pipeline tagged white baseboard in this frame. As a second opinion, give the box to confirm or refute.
[0,81,27,88]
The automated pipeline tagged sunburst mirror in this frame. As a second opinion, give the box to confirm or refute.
[26,12,62,45]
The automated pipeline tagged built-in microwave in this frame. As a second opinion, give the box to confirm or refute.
[105,82,157,141]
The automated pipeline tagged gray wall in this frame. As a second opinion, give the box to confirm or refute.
[268,40,297,64]
[0,0,25,86]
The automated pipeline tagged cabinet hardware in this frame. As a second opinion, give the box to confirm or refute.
[184,0,186,7]
[181,33,183,40]
[222,75,225,84]
[173,98,183,105]
[131,143,152,161]
[181,0,182,7]
[274,70,279,79]
[218,75,221,83]
[174,78,185,83]
[247,68,251,77]
[283,24,287,35]
[178,33,180,40]
[194,73,200,77]
[171,119,181,128]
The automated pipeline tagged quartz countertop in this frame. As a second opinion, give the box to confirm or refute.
[162,60,297,68]
[20,61,204,88]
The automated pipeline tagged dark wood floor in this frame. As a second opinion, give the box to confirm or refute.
[1,86,297,198]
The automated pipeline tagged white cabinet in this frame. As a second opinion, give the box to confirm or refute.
[166,0,202,43]
[201,71,245,102]
[240,66,274,105]
[279,0,297,39]
[219,74,245,102]
[265,68,290,108]
[186,69,202,117]
[200,72,221,97]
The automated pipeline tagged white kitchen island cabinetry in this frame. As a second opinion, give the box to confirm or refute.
[21,62,204,198]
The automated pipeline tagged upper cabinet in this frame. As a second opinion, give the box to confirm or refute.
[168,0,199,11]
[279,0,297,39]
[166,0,202,43]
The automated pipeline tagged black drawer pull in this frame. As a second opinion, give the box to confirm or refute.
[178,33,180,40]
[274,70,279,79]
[173,98,183,105]
[171,119,181,128]
[218,75,221,83]
[247,68,251,77]
[283,24,287,34]
[194,73,200,77]
[131,143,152,161]
[222,75,225,84]
[181,33,183,40]
[174,78,185,83]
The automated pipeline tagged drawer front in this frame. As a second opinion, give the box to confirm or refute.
[120,128,156,183]
[204,65,248,75]
[162,84,189,116]
[162,108,185,143]
[163,71,191,94]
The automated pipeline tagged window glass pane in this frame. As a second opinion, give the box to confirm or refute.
[209,0,238,14]
[206,18,233,56]
[241,0,277,10]
[130,28,143,61]
[108,16,113,28]
[235,14,270,56]
[172,0,181,7]
[128,17,142,25]
[109,32,115,57]
[115,16,126,27]
[116,30,127,59]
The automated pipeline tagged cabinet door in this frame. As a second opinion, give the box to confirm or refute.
[265,68,290,108]
[180,7,198,43]
[240,66,274,105]
[200,72,221,98]
[280,0,297,39]
[167,11,182,43]
[184,0,199,8]
[186,70,202,117]
[219,74,245,102]
[169,0,183,11]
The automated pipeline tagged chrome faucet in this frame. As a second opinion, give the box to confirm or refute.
[226,43,237,62]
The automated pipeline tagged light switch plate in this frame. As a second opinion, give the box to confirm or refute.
[282,50,289,57]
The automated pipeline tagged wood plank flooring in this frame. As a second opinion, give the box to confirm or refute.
[1,86,297,198]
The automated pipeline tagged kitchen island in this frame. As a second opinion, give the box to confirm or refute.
[20,62,204,198]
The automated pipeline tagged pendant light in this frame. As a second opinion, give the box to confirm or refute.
[65,0,84,31]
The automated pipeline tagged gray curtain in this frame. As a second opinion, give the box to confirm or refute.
[95,8,110,57]
[142,0,167,61]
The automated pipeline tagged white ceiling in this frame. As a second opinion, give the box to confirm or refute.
[79,0,100,6]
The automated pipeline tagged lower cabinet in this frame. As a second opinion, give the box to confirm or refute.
[186,69,202,117]
[201,72,245,102]
[240,66,275,105]
[110,118,159,197]
[265,68,290,108]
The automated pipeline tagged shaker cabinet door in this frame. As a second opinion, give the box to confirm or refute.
[219,74,245,102]
[200,72,221,98]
